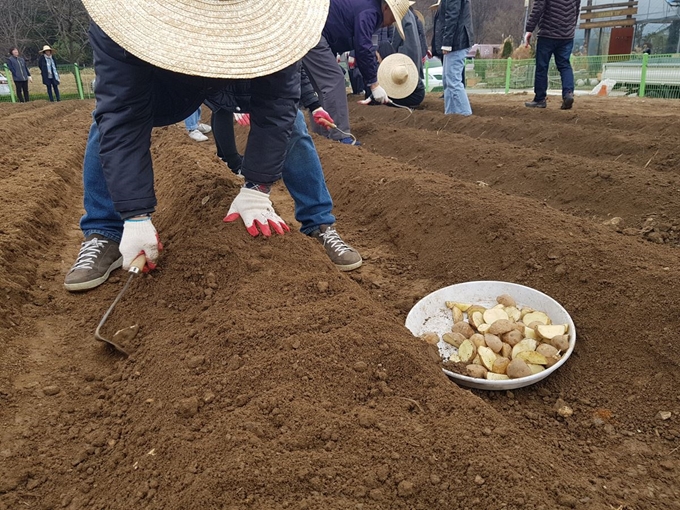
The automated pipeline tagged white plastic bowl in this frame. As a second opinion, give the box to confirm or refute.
[405,281,576,390]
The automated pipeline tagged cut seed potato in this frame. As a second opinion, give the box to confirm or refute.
[484,333,503,353]
[470,333,486,348]
[477,346,497,371]
[515,350,548,365]
[466,305,487,318]
[488,319,515,336]
[458,340,477,363]
[506,358,533,379]
[545,354,561,368]
[452,321,475,339]
[524,326,537,340]
[501,330,523,347]
[536,324,567,340]
[528,364,546,375]
[501,343,512,359]
[548,334,570,352]
[536,344,559,358]
[477,323,491,333]
[486,373,510,381]
[511,339,538,360]
[466,364,487,379]
[520,307,535,318]
[504,306,521,322]
[492,356,510,374]
[522,311,551,327]
[448,352,461,363]
[496,294,517,308]
[483,308,509,325]
[420,333,440,345]
[446,301,472,312]
[472,354,483,366]
[469,311,485,330]
[442,332,466,348]
[452,306,464,323]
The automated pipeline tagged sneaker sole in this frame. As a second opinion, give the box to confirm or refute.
[64,256,123,292]
[335,259,363,272]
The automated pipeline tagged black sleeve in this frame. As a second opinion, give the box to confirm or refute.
[526,0,546,32]
[442,0,462,48]
[300,66,321,112]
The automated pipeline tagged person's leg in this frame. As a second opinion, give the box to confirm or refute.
[184,107,200,132]
[533,37,554,102]
[443,49,472,116]
[65,120,124,291]
[302,37,352,141]
[554,38,575,99]
[23,81,29,102]
[14,81,25,102]
[211,109,242,173]
[46,82,54,102]
[54,80,60,101]
[281,110,335,233]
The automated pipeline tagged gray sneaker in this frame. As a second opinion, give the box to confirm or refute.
[310,225,362,271]
[64,234,123,292]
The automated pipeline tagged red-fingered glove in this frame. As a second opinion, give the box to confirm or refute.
[312,107,335,130]
[224,187,290,237]
[234,113,250,126]
[348,55,356,69]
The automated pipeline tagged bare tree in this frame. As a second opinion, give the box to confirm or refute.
[0,0,40,56]
[38,0,90,64]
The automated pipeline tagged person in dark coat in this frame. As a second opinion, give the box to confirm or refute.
[439,0,474,115]
[301,0,410,145]
[64,0,364,290]
[523,0,581,110]
[6,47,32,102]
[37,45,61,102]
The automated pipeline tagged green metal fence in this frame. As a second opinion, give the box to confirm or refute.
[425,53,680,99]
[1,64,96,103]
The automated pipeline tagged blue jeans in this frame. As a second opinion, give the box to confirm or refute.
[534,37,574,102]
[443,49,472,116]
[79,109,335,241]
[184,107,201,131]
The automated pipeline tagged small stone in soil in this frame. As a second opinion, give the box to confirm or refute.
[43,385,61,396]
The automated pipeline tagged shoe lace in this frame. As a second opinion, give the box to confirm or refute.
[71,238,108,270]
[320,227,351,255]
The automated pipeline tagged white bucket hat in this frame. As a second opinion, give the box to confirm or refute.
[81,0,330,79]
[385,0,411,40]
[377,53,419,99]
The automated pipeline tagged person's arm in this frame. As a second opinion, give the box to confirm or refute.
[395,14,421,66]
[441,0,462,52]
[354,10,381,86]
[6,58,15,78]
[89,22,156,219]
[525,0,546,33]
[299,65,321,111]
[415,16,428,59]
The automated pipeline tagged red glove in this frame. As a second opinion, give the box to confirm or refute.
[234,113,250,126]
[312,108,335,130]
[224,188,290,237]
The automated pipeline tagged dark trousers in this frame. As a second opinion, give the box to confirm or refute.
[210,109,242,173]
[534,37,574,102]
[348,67,364,95]
[14,80,29,102]
[45,78,60,102]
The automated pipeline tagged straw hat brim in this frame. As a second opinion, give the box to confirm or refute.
[39,46,54,54]
[81,0,330,79]
[385,0,410,41]
[429,1,441,11]
[414,9,425,26]
[378,53,419,99]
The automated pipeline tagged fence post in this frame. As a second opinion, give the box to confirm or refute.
[425,59,430,92]
[74,63,84,100]
[3,64,16,103]
[639,53,648,98]
[504,57,512,94]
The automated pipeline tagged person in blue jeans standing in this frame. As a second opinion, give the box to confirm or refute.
[523,0,581,110]
[439,0,474,116]
[65,0,361,291]
[183,106,212,142]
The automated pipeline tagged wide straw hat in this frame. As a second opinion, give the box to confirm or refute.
[80,0,330,79]
[429,0,441,10]
[414,9,425,26]
[377,53,419,99]
[385,0,411,40]
[39,45,54,53]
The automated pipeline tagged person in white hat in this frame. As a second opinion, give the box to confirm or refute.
[38,45,61,102]
[301,0,411,145]
[373,44,424,107]
[64,0,362,290]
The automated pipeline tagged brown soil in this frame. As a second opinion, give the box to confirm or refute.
[1,95,679,510]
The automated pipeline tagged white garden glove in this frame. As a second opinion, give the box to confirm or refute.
[370,84,389,104]
[224,187,290,237]
[523,32,532,48]
[120,216,161,271]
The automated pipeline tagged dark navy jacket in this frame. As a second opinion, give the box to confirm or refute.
[89,23,300,218]
[7,55,31,81]
[322,0,383,85]
[441,0,474,53]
